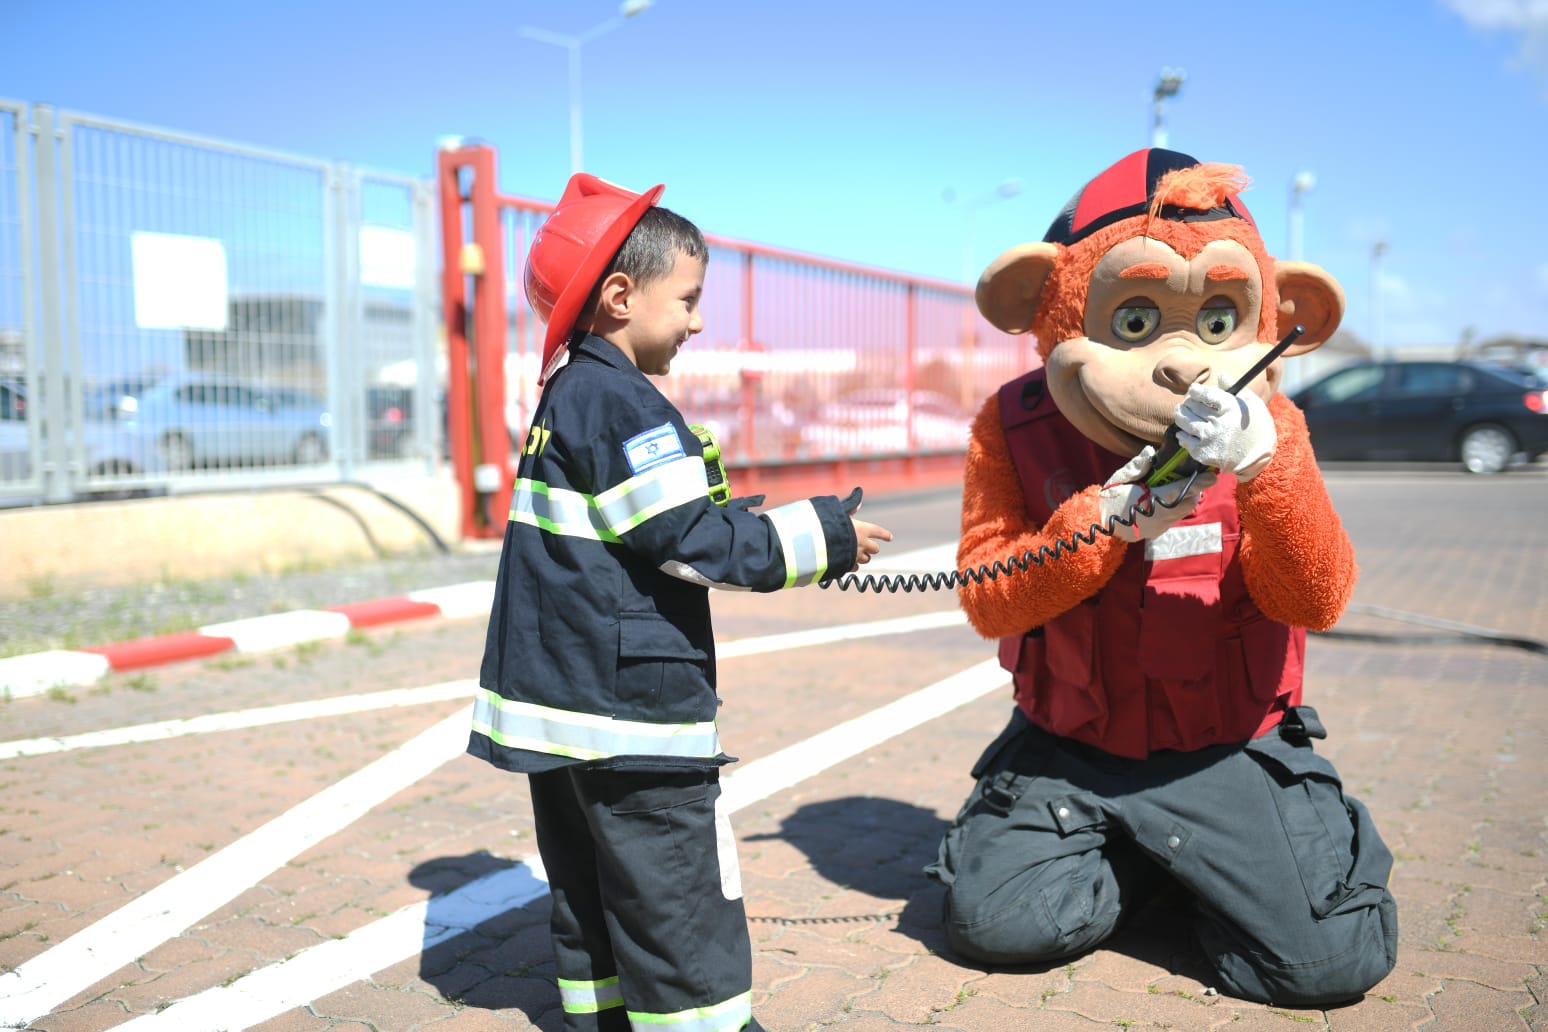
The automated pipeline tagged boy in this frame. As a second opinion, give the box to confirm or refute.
[470,172,893,1032]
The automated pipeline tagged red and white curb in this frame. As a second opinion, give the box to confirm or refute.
[0,580,496,701]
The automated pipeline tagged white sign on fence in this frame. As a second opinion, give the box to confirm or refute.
[131,232,229,330]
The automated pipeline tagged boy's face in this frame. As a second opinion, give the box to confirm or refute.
[616,251,706,377]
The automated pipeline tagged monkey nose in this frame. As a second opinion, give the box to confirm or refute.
[1153,349,1214,395]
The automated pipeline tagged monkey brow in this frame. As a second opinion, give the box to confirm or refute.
[1118,262,1172,281]
[1205,264,1250,282]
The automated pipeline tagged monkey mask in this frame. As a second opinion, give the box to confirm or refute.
[976,148,1345,458]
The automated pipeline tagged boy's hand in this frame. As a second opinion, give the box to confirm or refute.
[850,518,893,570]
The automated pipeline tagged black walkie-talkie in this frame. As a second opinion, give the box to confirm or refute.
[1144,325,1305,487]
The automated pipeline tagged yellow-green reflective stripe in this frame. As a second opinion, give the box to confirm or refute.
[628,991,752,1032]
[509,458,705,541]
[762,500,829,588]
[596,456,707,534]
[558,975,624,1014]
[509,479,618,541]
[472,689,721,761]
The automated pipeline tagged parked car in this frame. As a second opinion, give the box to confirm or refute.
[798,388,973,456]
[1,377,167,487]
[100,372,332,470]
[1288,360,1548,473]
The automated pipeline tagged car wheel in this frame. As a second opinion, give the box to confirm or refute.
[1460,424,1515,474]
[294,432,327,465]
[162,433,193,471]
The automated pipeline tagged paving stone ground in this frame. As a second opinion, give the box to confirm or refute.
[1,470,1543,1031]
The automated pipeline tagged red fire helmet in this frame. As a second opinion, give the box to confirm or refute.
[524,173,665,385]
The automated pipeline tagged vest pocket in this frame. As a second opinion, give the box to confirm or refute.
[615,613,710,721]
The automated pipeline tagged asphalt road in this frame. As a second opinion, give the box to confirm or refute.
[0,466,1544,1031]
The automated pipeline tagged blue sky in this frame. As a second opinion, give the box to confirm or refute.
[6,0,1547,351]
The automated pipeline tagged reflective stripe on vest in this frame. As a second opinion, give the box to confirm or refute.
[509,455,708,541]
[559,975,624,1015]
[629,991,752,1032]
[471,688,721,762]
[762,499,830,587]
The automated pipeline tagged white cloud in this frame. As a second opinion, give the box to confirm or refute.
[1441,0,1548,83]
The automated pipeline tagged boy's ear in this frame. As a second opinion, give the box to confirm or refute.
[595,272,633,319]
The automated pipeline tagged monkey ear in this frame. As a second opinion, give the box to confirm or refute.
[977,242,1060,334]
[1274,261,1345,353]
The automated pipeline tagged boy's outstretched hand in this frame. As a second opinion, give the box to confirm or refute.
[850,517,892,570]
[839,487,891,571]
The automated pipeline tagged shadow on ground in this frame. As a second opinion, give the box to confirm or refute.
[408,851,562,1029]
[749,795,1219,986]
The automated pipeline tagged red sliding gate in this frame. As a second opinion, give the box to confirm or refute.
[438,142,1034,539]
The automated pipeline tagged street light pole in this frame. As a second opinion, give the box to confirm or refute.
[947,178,1023,282]
[1288,171,1315,262]
[521,0,652,175]
[1152,68,1185,148]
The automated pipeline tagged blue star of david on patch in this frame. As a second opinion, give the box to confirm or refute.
[623,423,685,474]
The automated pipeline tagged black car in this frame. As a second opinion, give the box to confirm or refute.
[1289,360,1548,473]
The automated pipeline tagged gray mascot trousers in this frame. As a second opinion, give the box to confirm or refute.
[529,766,752,1032]
[926,707,1398,1007]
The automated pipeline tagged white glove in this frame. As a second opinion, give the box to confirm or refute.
[1097,446,1216,541]
[1173,382,1277,481]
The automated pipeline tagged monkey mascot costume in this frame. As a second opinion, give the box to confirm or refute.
[925,149,1398,1007]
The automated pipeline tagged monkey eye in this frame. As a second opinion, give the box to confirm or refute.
[1111,304,1160,343]
[1197,303,1238,344]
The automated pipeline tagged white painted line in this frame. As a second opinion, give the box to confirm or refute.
[0,610,969,761]
[117,659,1010,1031]
[0,601,978,1026]
[0,680,479,760]
[408,580,496,619]
[116,857,554,1032]
[0,705,474,1028]
[0,650,112,700]
[199,610,353,652]
[718,609,965,659]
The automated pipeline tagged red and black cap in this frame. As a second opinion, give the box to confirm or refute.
[1042,148,1255,247]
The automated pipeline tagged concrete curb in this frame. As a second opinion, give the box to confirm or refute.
[0,580,496,700]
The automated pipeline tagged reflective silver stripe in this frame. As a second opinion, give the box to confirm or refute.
[763,500,830,587]
[472,689,721,761]
[629,991,752,1032]
[558,976,624,1014]
[596,455,707,535]
[509,479,616,541]
[1145,521,1223,561]
[657,559,754,591]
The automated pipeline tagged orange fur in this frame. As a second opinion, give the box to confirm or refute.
[956,399,1127,639]
[1237,395,1359,629]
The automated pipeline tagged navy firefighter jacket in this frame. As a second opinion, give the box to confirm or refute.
[470,334,859,774]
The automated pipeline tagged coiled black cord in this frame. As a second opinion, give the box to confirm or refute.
[819,471,1205,593]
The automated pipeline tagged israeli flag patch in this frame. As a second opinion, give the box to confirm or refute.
[623,422,686,474]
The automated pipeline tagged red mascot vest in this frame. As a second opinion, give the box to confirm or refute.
[996,369,1304,759]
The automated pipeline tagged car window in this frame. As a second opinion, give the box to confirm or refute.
[1394,364,1469,397]
[1309,365,1384,404]
[0,383,23,421]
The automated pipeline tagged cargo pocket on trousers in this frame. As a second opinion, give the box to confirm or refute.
[1245,736,1358,918]
[615,613,710,718]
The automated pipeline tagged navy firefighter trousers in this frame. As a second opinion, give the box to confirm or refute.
[529,765,753,1032]
[926,707,1398,1007]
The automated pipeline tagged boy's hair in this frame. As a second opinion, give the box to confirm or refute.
[584,206,708,313]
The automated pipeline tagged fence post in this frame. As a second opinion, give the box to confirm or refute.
[31,105,73,503]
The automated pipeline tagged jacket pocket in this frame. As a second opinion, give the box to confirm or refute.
[615,613,710,720]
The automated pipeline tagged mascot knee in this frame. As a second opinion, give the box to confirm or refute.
[942,888,1095,967]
